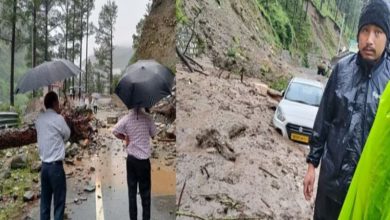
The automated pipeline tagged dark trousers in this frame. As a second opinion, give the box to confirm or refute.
[313,192,343,220]
[126,155,151,220]
[93,106,97,114]
[40,162,66,220]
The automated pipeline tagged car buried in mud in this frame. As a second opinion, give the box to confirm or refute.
[273,77,324,144]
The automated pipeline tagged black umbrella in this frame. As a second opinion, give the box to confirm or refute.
[15,59,80,93]
[115,60,174,109]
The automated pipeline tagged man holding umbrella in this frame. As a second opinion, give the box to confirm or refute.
[15,59,79,219]
[113,108,156,220]
[113,60,174,219]
[36,91,70,220]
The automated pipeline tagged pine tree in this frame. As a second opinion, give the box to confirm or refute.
[95,0,117,94]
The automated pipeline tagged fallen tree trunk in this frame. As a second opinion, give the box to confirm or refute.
[0,126,37,150]
[0,107,95,150]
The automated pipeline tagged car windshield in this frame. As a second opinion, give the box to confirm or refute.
[285,82,323,107]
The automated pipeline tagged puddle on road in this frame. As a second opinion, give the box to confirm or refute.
[85,141,175,197]
[151,162,175,196]
[80,118,176,199]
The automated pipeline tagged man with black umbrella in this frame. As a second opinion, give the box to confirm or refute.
[35,91,70,220]
[113,107,157,220]
[112,60,173,219]
[303,0,390,219]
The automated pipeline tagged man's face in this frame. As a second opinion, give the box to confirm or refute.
[358,24,387,62]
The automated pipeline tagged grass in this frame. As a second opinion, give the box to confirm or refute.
[254,0,349,61]
[0,161,39,220]
[310,0,343,27]
[255,0,294,50]
[176,0,188,24]
[270,76,290,91]
[255,0,316,58]
[227,36,244,60]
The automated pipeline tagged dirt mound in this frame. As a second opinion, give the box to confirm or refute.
[176,62,315,219]
[133,0,176,72]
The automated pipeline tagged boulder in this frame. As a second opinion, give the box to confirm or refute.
[65,143,79,158]
[23,191,35,202]
[166,121,176,139]
[107,116,118,124]
[0,169,11,179]
[10,154,28,169]
[84,183,96,193]
[253,82,269,97]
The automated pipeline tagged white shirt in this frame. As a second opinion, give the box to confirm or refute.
[35,109,71,162]
[91,99,97,107]
[85,98,90,108]
[78,98,85,107]
[113,109,156,159]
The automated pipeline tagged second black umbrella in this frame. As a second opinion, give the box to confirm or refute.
[115,60,174,109]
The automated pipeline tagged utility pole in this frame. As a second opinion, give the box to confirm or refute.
[85,0,90,94]
[79,0,83,100]
[337,13,345,55]
[10,0,17,106]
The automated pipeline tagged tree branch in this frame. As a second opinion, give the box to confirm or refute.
[176,211,207,220]
[176,46,193,72]
[183,9,202,55]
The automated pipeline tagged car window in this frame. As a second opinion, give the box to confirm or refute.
[285,82,323,106]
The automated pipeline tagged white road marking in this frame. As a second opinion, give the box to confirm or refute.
[95,158,105,220]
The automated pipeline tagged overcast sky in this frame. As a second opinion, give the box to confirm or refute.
[83,0,149,58]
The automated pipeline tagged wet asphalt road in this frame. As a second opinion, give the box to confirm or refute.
[28,104,176,220]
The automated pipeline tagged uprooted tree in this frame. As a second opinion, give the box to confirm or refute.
[0,106,95,150]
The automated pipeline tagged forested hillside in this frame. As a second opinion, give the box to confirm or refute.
[177,0,365,87]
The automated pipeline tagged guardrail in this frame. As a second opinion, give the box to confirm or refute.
[0,112,19,129]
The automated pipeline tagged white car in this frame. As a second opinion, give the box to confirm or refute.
[273,77,324,144]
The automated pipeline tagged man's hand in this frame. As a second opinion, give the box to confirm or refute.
[303,163,316,201]
[124,135,129,147]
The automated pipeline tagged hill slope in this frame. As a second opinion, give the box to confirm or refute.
[131,0,176,71]
[177,0,346,86]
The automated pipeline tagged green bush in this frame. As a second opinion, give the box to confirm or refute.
[227,37,243,58]
[176,0,188,24]
[256,0,295,50]
[270,77,289,91]
[302,53,310,68]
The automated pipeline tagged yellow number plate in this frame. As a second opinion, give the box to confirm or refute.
[291,133,309,143]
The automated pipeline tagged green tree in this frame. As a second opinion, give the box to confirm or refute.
[84,0,95,94]
[81,58,96,93]
[0,0,27,105]
[132,0,151,50]
[95,0,117,94]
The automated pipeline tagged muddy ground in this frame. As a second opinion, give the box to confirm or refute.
[176,58,320,219]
